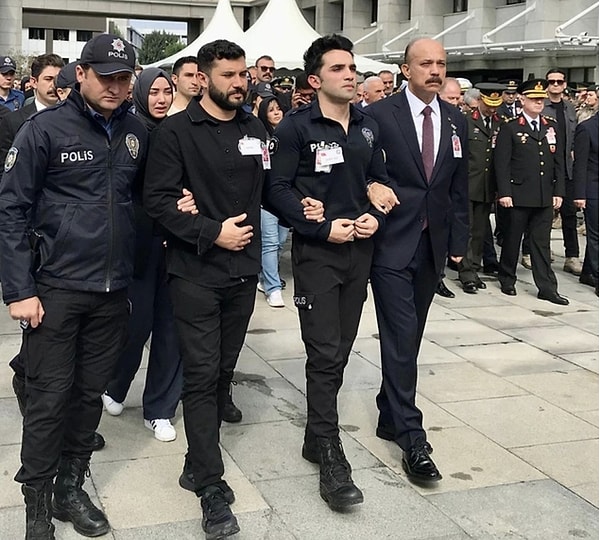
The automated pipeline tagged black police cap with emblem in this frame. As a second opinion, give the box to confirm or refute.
[517,78,548,99]
[79,34,136,75]
[256,82,275,98]
[500,79,520,93]
[0,56,17,74]
[475,82,506,107]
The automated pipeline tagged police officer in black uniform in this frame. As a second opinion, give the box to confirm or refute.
[0,34,147,539]
[265,34,391,510]
[458,83,505,292]
[495,79,568,304]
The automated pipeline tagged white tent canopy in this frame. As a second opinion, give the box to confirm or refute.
[145,0,245,68]
[147,0,399,74]
[240,0,399,74]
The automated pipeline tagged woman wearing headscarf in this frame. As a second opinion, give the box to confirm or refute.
[103,68,187,442]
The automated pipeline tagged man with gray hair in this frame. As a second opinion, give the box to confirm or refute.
[361,76,385,107]
[462,87,480,114]
[439,77,461,107]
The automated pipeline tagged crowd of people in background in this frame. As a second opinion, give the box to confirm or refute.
[0,31,597,540]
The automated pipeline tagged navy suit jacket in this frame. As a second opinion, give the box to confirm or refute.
[573,113,599,201]
[365,90,469,274]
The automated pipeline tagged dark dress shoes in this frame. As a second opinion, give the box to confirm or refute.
[91,432,105,452]
[436,280,455,298]
[579,273,597,288]
[537,292,569,305]
[402,442,442,485]
[500,284,517,296]
[474,277,487,289]
[462,281,478,294]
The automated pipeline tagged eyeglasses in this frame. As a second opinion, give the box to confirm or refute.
[547,79,566,85]
[259,66,275,73]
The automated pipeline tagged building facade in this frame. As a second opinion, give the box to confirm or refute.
[2,0,598,82]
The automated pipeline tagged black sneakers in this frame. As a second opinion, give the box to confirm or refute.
[200,484,240,540]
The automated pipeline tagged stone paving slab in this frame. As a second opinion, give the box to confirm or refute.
[418,362,527,403]
[255,467,466,540]
[358,425,545,495]
[503,325,599,355]
[424,319,514,347]
[452,304,563,330]
[427,479,599,539]
[559,351,600,374]
[442,395,599,448]
[449,342,578,376]
[506,368,599,413]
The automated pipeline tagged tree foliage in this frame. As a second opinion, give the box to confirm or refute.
[138,30,184,64]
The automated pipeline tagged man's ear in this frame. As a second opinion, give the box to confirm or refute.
[401,63,410,80]
[197,70,209,89]
[307,73,321,91]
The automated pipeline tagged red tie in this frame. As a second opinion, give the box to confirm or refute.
[422,105,434,182]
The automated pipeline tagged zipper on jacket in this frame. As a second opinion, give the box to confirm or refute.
[105,139,114,292]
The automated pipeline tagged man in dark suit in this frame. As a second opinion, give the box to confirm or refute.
[573,112,599,294]
[543,69,580,276]
[495,79,568,305]
[365,38,469,485]
[0,53,63,167]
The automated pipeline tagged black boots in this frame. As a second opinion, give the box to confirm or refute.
[23,483,55,540]
[220,382,242,424]
[52,458,109,537]
[178,456,235,504]
[200,484,240,540]
[305,436,364,510]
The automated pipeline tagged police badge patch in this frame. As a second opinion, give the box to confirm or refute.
[4,147,18,173]
[125,133,139,159]
[361,127,374,148]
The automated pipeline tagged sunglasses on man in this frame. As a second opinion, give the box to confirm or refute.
[259,66,276,73]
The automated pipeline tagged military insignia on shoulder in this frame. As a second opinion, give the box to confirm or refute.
[361,127,374,148]
[4,147,18,172]
[543,115,557,122]
[125,133,139,159]
[268,136,279,155]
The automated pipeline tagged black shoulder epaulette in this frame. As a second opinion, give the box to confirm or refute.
[543,114,557,122]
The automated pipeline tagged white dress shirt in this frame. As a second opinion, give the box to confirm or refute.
[405,86,442,162]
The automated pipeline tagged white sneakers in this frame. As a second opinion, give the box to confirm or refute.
[101,392,124,416]
[144,419,177,442]
[266,289,285,308]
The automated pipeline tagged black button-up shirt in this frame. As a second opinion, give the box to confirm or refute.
[265,101,389,241]
[143,97,267,287]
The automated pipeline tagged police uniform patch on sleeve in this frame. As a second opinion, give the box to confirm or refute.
[268,136,279,155]
[4,147,18,173]
[361,127,374,148]
[125,133,139,159]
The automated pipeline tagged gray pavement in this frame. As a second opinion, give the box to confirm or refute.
[0,229,598,539]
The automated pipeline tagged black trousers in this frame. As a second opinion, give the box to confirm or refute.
[371,230,438,451]
[15,285,129,484]
[292,236,373,440]
[560,178,580,258]
[459,200,493,283]
[582,199,599,279]
[106,237,182,420]
[499,205,558,295]
[169,276,256,492]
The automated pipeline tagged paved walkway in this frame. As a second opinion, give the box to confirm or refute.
[1,230,598,539]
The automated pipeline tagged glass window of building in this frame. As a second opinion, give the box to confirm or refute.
[29,28,45,40]
[53,29,69,41]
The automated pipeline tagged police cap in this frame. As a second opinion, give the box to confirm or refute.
[500,79,520,93]
[475,83,506,107]
[0,56,17,74]
[80,33,136,75]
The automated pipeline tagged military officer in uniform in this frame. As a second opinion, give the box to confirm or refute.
[497,79,521,119]
[458,83,505,293]
[495,79,568,305]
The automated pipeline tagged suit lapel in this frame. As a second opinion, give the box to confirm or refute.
[393,93,428,183]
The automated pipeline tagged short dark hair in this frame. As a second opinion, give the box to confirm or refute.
[303,34,353,77]
[31,54,64,79]
[255,55,274,67]
[545,68,567,80]
[197,40,245,73]
[172,56,198,76]
[294,72,311,91]
[378,69,393,77]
